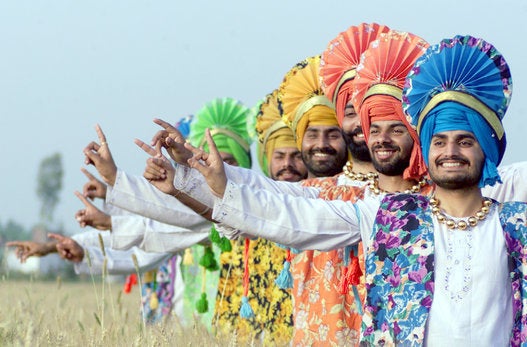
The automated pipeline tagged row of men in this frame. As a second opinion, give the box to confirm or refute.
[9,23,527,346]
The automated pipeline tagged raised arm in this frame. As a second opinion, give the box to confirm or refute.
[189,129,365,251]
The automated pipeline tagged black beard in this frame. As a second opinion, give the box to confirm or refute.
[302,148,347,177]
[348,140,371,162]
[344,129,371,162]
[370,144,410,176]
[430,171,481,190]
[430,157,482,189]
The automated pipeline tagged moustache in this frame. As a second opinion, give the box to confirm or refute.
[348,127,364,137]
[371,144,399,152]
[276,167,302,177]
[309,147,337,156]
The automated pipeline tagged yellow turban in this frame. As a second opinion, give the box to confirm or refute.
[279,56,338,149]
[290,102,338,149]
[256,90,298,176]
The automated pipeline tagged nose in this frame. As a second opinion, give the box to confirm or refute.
[443,141,462,156]
[283,154,295,168]
[373,129,391,145]
[315,134,330,148]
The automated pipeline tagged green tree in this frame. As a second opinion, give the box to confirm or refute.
[0,219,30,242]
[36,153,63,224]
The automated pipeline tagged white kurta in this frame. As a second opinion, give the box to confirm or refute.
[107,169,212,230]
[426,206,513,346]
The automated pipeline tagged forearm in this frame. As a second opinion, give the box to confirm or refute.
[107,169,210,228]
[111,215,210,253]
[173,163,320,205]
[74,246,171,275]
[212,180,361,251]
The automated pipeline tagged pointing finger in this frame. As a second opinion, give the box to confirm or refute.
[95,124,108,146]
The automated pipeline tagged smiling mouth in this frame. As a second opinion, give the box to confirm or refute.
[312,153,332,159]
[438,161,469,171]
[375,150,395,160]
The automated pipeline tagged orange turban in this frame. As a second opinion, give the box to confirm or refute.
[352,31,429,181]
[320,23,391,126]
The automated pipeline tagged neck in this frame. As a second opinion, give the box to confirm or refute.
[349,157,375,174]
[377,173,416,193]
[433,185,483,218]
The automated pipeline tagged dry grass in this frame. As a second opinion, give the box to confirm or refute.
[0,278,223,347]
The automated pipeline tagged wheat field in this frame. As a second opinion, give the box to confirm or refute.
[0,278,223,346]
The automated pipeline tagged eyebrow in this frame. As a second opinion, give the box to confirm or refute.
[370,122,405,129]
[432,133,477,141]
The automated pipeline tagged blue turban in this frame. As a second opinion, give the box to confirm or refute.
[420,101,504,187]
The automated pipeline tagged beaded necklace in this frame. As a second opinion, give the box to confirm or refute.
[367,176,427,195]
[342,161,377,182]
[430,196,493,230]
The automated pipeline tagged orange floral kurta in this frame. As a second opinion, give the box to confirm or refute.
[291,177,365,346]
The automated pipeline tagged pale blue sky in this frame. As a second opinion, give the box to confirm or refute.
[1,0,525,234]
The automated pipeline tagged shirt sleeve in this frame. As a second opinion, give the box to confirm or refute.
[106,169,211,231]
[483,161,527,203]
[212,180,363,251]
[73,245,172,275]
[110,214,210,253]
[173,163,321,205]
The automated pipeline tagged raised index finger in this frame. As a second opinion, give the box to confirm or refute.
[95,124,108,145]
[81,167,97,181]
[6,241,25,247]
[153,118,176,131]
[134,138,158,157]
[74,190,94,208]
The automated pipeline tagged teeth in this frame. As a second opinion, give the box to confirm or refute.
[441,162,462,168]
[313,153,330,158]
[356,134,364,138]
[377,151,392,156]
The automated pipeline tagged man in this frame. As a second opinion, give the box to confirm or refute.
[189,35,526,345]
[256,89,307,183]
[320,22,388,182]
[249,89,307,344]
[278,56,348,179]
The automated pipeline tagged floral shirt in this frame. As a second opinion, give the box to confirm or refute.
[291,176,365,346]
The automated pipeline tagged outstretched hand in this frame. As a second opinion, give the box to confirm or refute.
[152,118,193,165]
[48,233,84,263]
[6,240,57,263]
[186,128,227,197]
[74,191,112,230]
[135,138,178,195]
[81,168,107,200]
[83,124,118,186]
